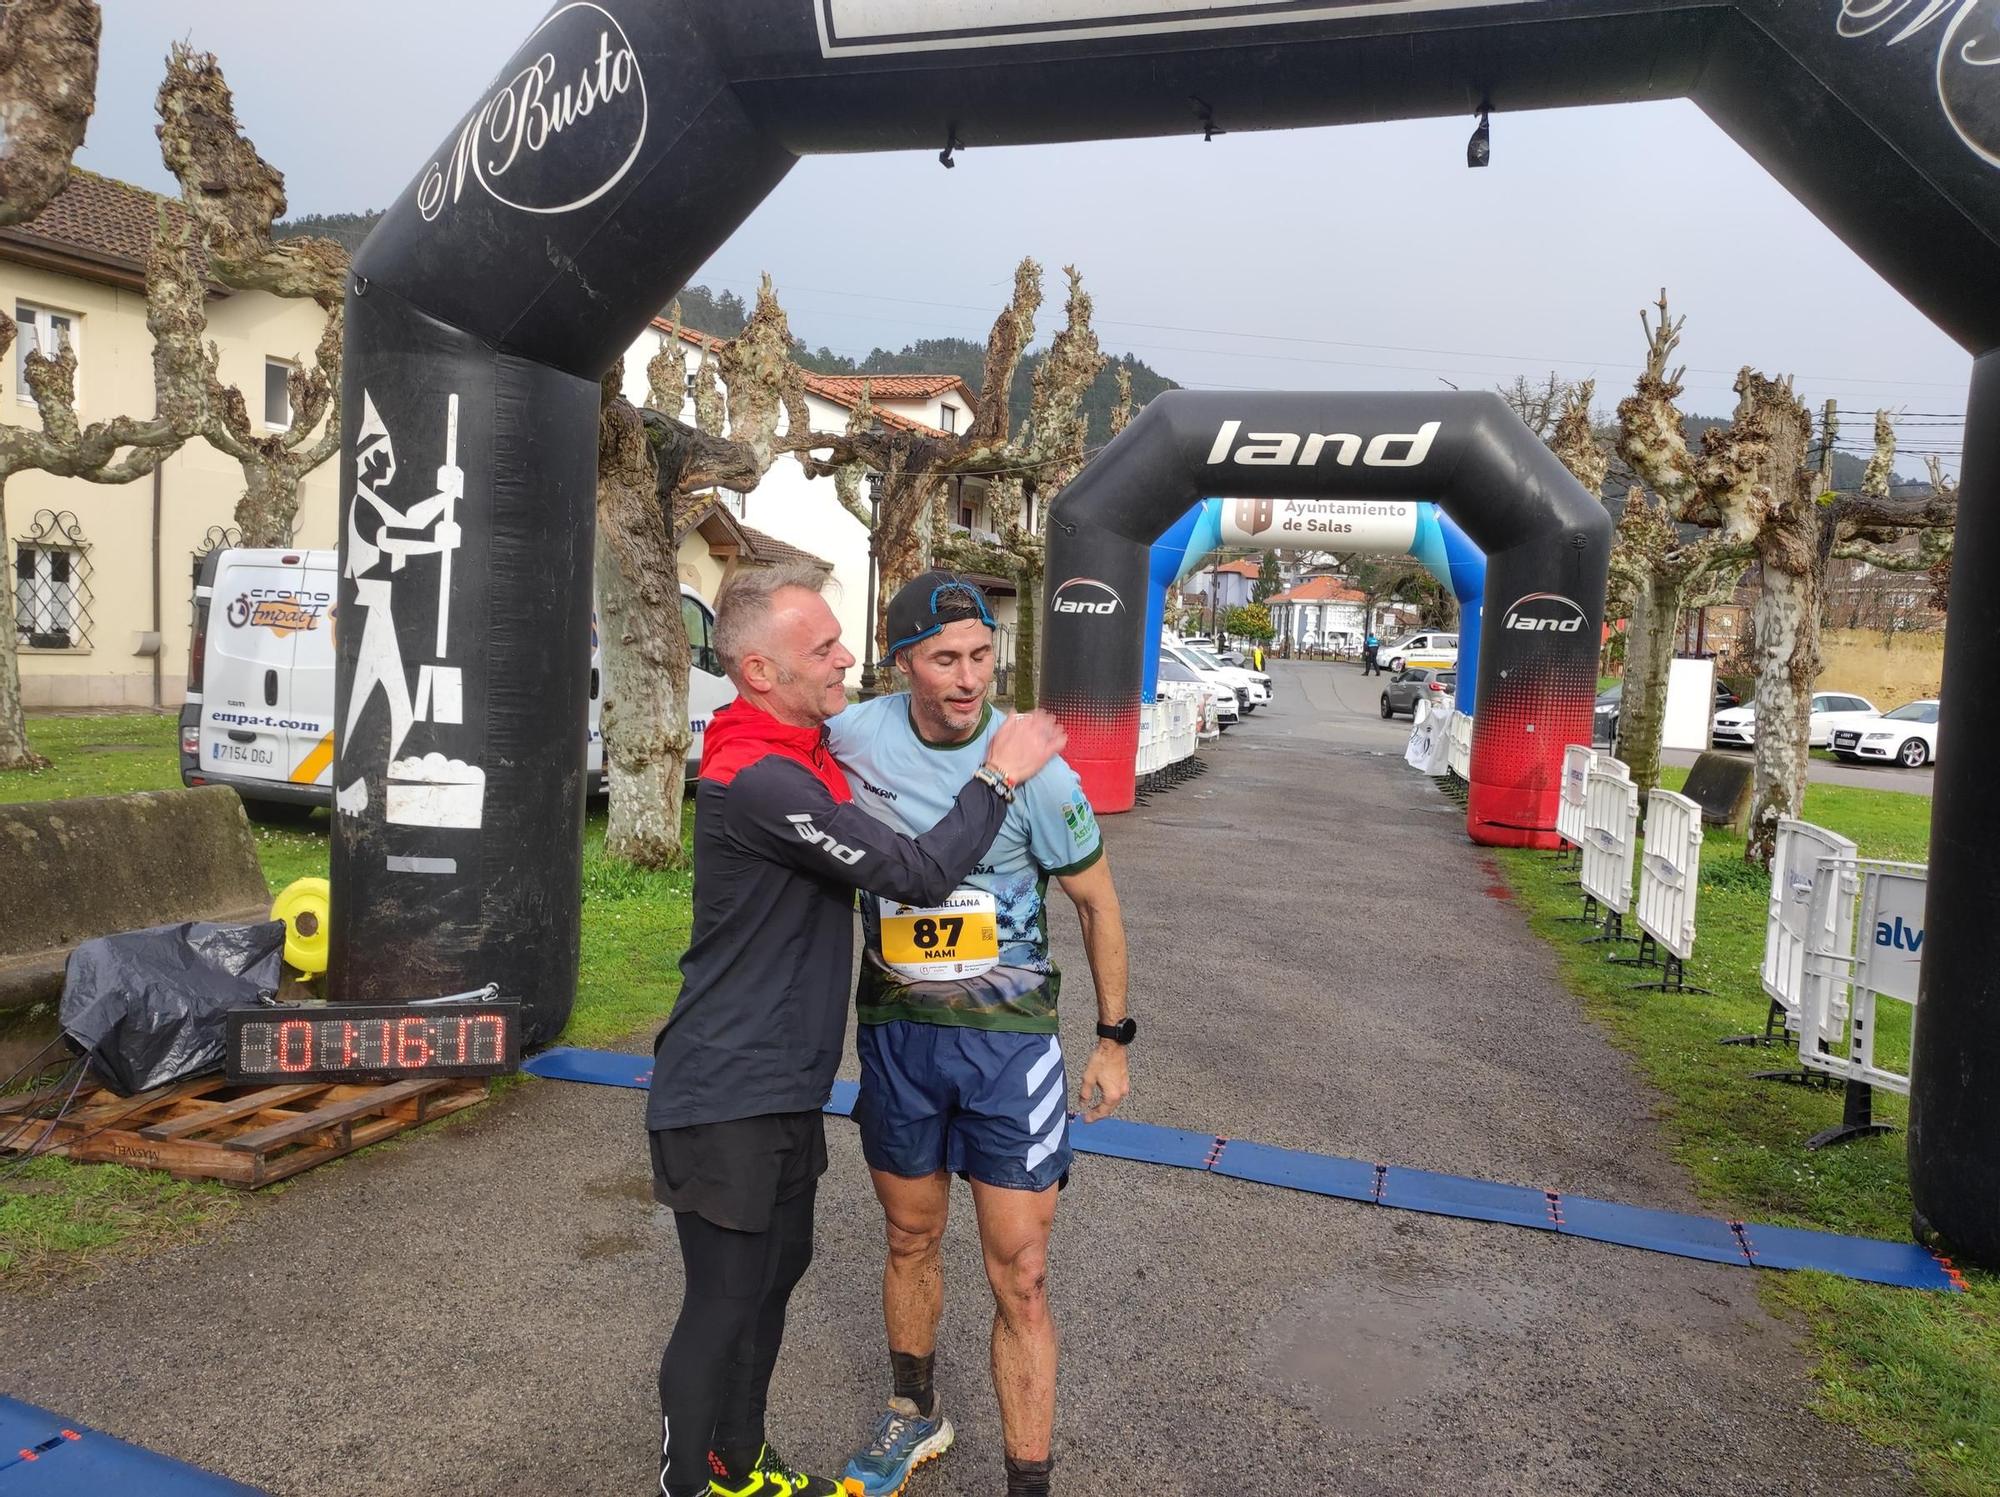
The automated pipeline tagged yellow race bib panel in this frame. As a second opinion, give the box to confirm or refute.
[877,889,1000,980]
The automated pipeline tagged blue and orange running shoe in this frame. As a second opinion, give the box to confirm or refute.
[840,1397,955,1496]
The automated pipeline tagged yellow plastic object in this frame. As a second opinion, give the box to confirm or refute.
[270,876,331,975]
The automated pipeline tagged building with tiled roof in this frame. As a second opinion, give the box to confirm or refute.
[5,171,339,708]
[1268,576,1373,655]
[0,170,199,290]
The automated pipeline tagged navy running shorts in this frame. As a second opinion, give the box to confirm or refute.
[855,1020,1071,1191]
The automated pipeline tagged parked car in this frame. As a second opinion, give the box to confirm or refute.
[1380,630,1458,673]
[1831,699,1939,768]
[1381,667,1457,720]
[1158,653,1237,726]
[1593,678,1741,744]
[1712,691,1878,749]
[1165,640,1271,711]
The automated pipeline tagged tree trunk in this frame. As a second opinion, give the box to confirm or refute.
[597,395,692,870]
[1013,556,1040,712]
[233,456,294,547]
[1617,571,1681,798]
[1745,552,1817,865]
[0,477,50,770]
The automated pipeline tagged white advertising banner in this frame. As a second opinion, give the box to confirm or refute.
[1662,656,1715,753]
[1218,497,1419,551]
[1406,698,1453,775]
[816,1,1552,56]
[1857,866,1928,1004]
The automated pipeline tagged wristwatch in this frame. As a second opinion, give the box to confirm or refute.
[1095,1017,1137,1045]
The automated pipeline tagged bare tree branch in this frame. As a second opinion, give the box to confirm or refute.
[0,0,99,227]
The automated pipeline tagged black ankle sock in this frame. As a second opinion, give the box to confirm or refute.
[713,1442,763,1479]
[890,1349,936,1415]
[1005,1454,1053,1497]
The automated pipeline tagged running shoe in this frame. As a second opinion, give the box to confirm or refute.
[841,1397,955,1497]
[704,1444,861,1496]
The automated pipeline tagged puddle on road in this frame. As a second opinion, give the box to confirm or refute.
[577,1228,648,1261]
[1278,1253,1519,1437]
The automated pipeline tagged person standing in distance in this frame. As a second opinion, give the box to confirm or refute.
[648,565,1068,1497]
[831,573,1132,1497]
[1363,629,1381,676]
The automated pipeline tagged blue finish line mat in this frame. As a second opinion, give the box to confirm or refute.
[523,1047,1964,1293]
[0,1397,266,1493]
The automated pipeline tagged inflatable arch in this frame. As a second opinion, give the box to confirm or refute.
[1043,391,1605,827]
[334,0,2000,1264]
[1142,498,1486,712]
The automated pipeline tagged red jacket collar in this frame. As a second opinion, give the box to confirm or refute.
[698,698,851,802]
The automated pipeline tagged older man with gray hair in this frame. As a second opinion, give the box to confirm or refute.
[647,564,1068,1497]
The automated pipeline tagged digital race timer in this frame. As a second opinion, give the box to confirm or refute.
[225,1000,522,1083]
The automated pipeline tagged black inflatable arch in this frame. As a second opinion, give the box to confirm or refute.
[332,1,2000,1264]
[1040,390,1608,831]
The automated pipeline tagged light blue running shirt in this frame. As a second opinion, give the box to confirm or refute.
[827,695,1103,1034]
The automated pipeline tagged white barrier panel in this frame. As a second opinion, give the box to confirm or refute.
[1581,766,1640,916]
[1636,789,1704,961]
[1406,698,1453,775]
[1558,744,1595,850]
[1447,711,1474,781]
[1761,819,1858,1037]
[1798,860,1927,1096]
[1136,703,1160,777]
[1597,753,1630,782]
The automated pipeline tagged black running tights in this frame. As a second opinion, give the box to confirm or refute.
[658,1183,817,1493]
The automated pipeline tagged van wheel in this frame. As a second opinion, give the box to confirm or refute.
[243,798,316,826]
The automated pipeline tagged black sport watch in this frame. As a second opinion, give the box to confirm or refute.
[1095,1017,1137,1045]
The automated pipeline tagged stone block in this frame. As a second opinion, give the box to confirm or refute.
[0,786,272,1011]
[1680,751,1755,832]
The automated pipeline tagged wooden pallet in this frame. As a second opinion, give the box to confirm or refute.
[0,1072,488,1187]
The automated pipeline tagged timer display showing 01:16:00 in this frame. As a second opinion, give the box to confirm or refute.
[236,1013,511,1077]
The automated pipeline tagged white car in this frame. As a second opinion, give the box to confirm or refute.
[1165,640,1272,712]
[1712,691,1879,750]
[1158,653,1236,726]
[1380,631,1458,673]
[1831,699,1939,768]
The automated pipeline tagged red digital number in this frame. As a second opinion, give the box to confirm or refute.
[395,1017,433,1069]
[341,1020,359,1068]
[276,1019,313,1073]
[473,1014,506,1064]
[452,1016,470,1065]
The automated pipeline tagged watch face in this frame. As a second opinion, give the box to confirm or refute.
[1101,1017,1137,1044]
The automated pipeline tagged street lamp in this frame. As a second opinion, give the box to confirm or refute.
[859,473,882,698]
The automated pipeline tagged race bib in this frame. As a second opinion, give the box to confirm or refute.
[877,888,1000,980]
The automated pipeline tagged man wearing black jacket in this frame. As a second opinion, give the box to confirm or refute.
[649,564,1066,1497]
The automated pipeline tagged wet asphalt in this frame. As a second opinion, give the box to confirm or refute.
[0,660,1911,1496]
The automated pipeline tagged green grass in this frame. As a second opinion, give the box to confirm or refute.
[1501,769,2000,1495]
[2,713,693,1289]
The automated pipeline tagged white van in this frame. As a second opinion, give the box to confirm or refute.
[1380,630,1458,673]
[179,547,732,820]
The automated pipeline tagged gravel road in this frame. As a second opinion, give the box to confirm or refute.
[0,662,1910,1495]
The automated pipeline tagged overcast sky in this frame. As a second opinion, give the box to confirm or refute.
[77,0,1974,472]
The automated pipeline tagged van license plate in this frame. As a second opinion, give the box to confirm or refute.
[211,742,275,766]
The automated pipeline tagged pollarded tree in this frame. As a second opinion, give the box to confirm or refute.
[155,44,348,546]
[0,2,223,770]
[930,266,1107,710]
[1609,294,1758,803]
[803,258,1103,676]
[593,279,832,868]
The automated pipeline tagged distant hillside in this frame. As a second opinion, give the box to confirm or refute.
[273,210,382,255]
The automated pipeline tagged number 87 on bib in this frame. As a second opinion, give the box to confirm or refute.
[877,889,1001,980]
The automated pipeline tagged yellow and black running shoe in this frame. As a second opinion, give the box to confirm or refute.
[705,1444,861,1496]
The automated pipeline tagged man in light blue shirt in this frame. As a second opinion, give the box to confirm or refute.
[829,572,1133,1497]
